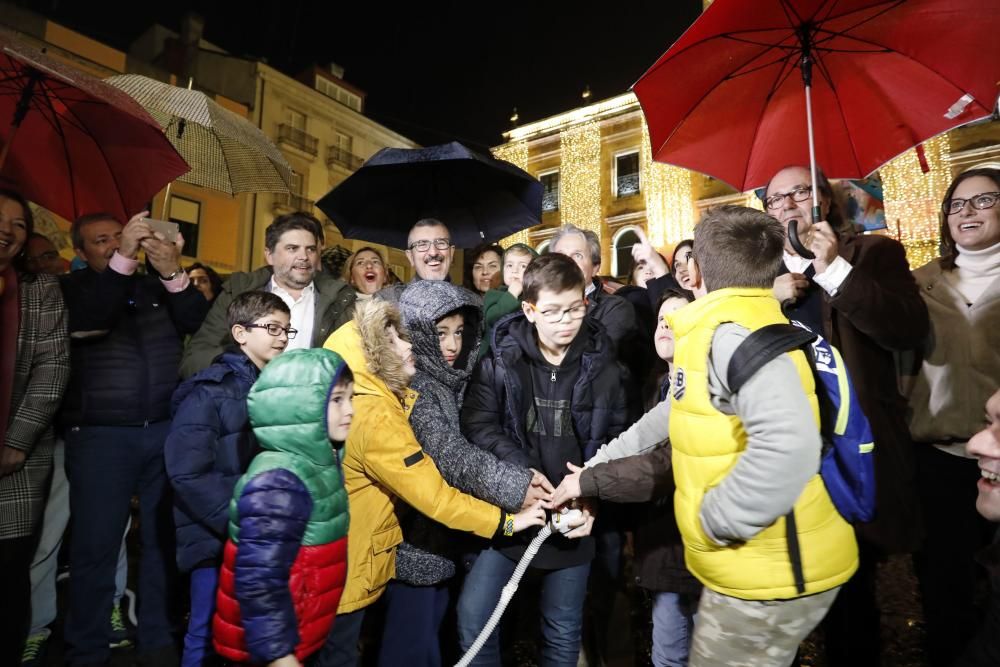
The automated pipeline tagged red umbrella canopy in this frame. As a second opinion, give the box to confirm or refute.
[0,30,189,222]
[634,0,1000,192]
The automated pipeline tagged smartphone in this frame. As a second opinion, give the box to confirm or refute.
[144,218,180,244]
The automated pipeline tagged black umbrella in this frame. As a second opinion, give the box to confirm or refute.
[317,141,542,249]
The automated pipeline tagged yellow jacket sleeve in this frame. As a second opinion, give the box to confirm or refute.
[363,411,502,539]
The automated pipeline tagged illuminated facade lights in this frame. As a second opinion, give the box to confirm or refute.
[641,123,696,247]
[492,140,531,247]
[881,135,950,269]
[559,121,603,236]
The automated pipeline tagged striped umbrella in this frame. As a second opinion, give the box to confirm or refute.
[105,74,292,195]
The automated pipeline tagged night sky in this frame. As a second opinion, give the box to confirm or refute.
[28,0,702,149]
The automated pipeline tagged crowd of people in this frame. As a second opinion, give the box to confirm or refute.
[0,162,998,667]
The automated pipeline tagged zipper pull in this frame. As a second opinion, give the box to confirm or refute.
[550,369,556,383]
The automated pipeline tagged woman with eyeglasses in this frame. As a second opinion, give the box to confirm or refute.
[903,167,1000,666]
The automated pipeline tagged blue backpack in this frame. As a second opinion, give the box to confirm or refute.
[726,322,876,524]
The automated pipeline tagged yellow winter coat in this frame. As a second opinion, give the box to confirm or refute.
[324,299,501,613]
[667,288,857,600]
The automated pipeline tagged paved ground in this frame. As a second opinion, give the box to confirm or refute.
[40,524,933,667]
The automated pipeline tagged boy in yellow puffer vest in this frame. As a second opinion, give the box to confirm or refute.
[667,206,858,667]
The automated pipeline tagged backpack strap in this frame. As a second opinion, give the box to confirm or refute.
[727,322,818,596]
[726,323,818,395]
[785,510,807,595]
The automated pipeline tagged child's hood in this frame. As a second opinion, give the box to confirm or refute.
[324,298,411,401]
[399,280,483,388]
[247,348,349,466]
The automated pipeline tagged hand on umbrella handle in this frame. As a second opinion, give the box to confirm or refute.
[787,221,815,260]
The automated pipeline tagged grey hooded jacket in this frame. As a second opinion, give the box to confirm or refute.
[396,280,532,585]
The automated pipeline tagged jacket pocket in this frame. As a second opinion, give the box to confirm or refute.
[366,525,403,595]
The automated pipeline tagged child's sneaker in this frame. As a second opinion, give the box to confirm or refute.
[109,604,133,648]
[21,629,50,666]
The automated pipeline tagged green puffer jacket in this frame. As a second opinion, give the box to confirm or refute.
[213,348,351,664]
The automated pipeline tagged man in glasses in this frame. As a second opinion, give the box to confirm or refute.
[762,165,929,666]
[181,212,356,378]
[376,218,457,304]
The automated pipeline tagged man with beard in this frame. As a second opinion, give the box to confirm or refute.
[181,212,355,377]
[376,218,457,303]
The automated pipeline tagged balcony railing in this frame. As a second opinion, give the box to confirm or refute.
[277,124,319,156]
[616,172,640,198]
[272,192,315,212]
[542,190,560,212]
[326,146,364,171]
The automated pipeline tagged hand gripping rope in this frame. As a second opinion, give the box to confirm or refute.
[454,508,583,667]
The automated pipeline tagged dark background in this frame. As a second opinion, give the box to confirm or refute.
[22,0,701,149]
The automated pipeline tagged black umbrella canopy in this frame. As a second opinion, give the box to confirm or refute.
[317,141,542,250]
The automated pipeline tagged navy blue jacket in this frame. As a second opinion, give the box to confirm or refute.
[165,350,259,572]
[59,265,209,426]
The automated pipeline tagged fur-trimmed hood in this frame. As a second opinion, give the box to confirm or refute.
[324,298,412,401]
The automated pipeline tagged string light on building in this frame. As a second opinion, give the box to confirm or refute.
[743,192,764,211]
[881,135,950,268]
[640,123,696,248]
[492,141,531,247]
[560,120,602,236]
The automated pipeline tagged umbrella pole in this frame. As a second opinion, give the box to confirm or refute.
[161,181,173,219]
[804,81,822,225]
[788,40,818,260]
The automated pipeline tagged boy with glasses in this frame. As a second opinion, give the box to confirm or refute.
[458,253,628,665]
[164,290,292,666]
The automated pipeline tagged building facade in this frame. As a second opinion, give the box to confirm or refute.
[1,6,430,281]
[494,91,1000,279]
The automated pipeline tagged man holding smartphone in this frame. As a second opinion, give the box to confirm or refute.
[59,211,209,667]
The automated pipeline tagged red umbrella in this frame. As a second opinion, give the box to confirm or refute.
[634,0,1000,248]
[0,30,189,222]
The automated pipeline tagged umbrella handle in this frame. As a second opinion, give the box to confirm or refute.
[788,220,815,260]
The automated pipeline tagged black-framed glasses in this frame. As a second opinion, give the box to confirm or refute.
[408,238,452,252]
[526,299,588,324]
[244,323,298,339]
[764,185,813,211]
[943,192,1000,215]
